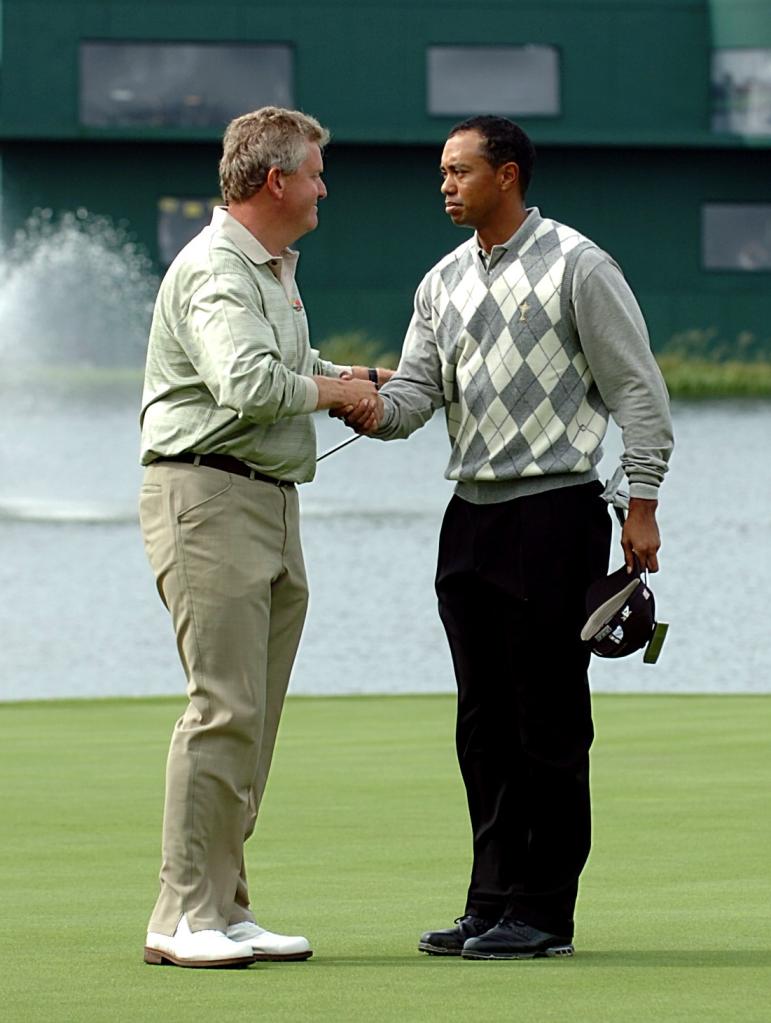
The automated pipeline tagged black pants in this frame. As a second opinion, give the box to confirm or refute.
[435,482,611,937]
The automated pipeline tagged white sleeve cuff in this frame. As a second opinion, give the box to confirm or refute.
[300,376,319,413]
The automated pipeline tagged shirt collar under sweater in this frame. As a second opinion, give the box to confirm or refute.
[476,206,540,272]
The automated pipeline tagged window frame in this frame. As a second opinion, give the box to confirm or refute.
[78,39,295,130]
[157,196,220,267]
[425,43,562,119]
[710,46,771,138]
[701,202,771,273]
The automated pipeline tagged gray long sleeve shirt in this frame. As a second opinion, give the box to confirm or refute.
[376,208,673,503]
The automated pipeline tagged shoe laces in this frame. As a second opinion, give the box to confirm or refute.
[455,914,493,928]
[498,918,525,932]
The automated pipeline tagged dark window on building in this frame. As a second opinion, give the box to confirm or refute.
[158,197,219,265]
[711,48,771,136]
[427,45,560,117]
[80,42,293,128]
[702,204,771,271]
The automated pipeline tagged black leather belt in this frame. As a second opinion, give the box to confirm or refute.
[154,453,294,487]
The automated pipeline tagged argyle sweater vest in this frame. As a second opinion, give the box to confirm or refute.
[429,216,609,486]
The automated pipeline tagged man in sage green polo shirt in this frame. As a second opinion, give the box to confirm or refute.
[139,107,383,969]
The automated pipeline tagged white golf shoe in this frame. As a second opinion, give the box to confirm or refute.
[226,920,313,961]
[144,914,255,968]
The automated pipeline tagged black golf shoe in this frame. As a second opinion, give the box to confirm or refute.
[461,918,574,960]
[418,915,497,956]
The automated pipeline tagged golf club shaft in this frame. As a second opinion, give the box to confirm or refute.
[316,433,362,463]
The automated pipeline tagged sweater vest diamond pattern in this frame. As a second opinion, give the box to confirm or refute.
[430,218,609,483]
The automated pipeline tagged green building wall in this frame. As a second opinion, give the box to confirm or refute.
[1,0,770,356]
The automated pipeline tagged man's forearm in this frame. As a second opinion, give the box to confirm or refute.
[622,497,662,573]
[312,374,377,412]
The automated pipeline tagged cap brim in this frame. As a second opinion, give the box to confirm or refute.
[580,576,640,642]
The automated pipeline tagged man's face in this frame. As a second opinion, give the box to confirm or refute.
[282,142,327,238]
[440,131,502,231]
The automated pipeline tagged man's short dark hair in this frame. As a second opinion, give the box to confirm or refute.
[448,116,536,196]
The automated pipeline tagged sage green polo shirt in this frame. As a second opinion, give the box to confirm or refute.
[140,206,342,483]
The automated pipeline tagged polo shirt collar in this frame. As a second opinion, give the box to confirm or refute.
[211,206,299,271]
[476,206,541,269]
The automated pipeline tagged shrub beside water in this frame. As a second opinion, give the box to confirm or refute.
[656,355,771,398]
[656,326,771,398]
[318,331,398,370]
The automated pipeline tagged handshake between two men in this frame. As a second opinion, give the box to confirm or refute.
[313,364,394,434]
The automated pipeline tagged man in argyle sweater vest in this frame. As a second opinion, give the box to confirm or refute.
[344,117,673,959]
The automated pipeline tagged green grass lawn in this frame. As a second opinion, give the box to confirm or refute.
[1,694,769,1022]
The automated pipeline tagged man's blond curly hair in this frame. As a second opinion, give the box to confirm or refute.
[219,107,330,204]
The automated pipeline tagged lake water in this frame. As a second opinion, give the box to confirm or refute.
[0,395,769,701]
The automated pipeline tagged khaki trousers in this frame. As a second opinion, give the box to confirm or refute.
[139,461,308,935]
